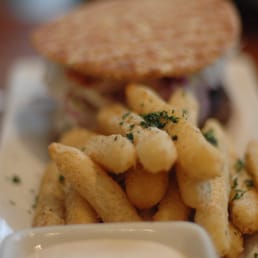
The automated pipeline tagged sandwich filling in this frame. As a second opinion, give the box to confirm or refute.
[46,57,231,131]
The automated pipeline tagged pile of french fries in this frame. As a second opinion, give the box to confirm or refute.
[33,84,258,258]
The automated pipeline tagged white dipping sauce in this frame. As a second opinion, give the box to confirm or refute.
[29,239,187,258]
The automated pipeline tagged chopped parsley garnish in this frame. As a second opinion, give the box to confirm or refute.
[114,136,118,141]
[119,121,124,126]
[203,129,218,147]
[140,111,179,129]
[126,133,134,143]
[254,253,258,258]
[59,174,65,183]
[234,159,245,173]
[172,135,178,141]
[32,195,38,209]
[12,175,21,184]
[232,177,238,189]
[9,200,16,206]
[129,124,135,130]
[245,179,254,188]
[232,189,246,201]
[122,112,131,120]
[182,109,188,119]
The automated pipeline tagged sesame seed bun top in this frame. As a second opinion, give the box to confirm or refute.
[33,0,240,80]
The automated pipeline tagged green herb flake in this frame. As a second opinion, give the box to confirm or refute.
[232,178,238,189]
[9,200,16,206]
[182,109,189,119]
[203,129,218,147]
[129,124,135,130]
[140,111,179,129]
[114,136,118,141]
[122,112,130,120]
[235,159,245,173]
[119,121,124,126]
[59,174,65,183]
[126,133,134,143]
[32,195,39,209]
[30,189,35,194]
[245,179,254,188]
[12,175,21,185]
[232,189,246,201]
[254,253,258,258]
[172,135,178,141]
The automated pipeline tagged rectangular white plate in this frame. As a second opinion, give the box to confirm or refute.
[0,55,258,256]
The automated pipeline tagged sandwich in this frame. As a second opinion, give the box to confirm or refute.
[32,0,240,131]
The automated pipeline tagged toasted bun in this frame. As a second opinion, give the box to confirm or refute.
[33,0,240,80]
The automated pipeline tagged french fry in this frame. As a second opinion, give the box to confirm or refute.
[60,126,101,224]
[176,166,203,208]
[32,162,65,227]
[230,159,258,234]
[126,84,224,180]
[60,127,136,174]
[225,223,244,258]
[168,88,199,125]
[126,84,170,115]
[195,203,230,256]
[49,143,141,222]
[65,186,99,224]
[125,166,168,209]
[60,127,95,148]
[85,134,136,174]
[97,104,177,173]
[153,178,191,221]
[246,140,258,188]
[176,119,231,256]
[169,120,224,180]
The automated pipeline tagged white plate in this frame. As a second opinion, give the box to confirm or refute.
[0,222,218,258]
[0,58,55,234]
[0,55,258,255]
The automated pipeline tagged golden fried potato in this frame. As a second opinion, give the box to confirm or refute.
[153,179,191,221]
[49,143,141,222]
[195,203,230,256]
[176,164,207,208]
[225,223,244,258]
[125,166,168,209]
[32,162,65,227]
[126,84,224,180]
[60,127,95,148]
[176,119,232,256]
[169,119,224,180]
[65,186,99,224]
[85,134,136,174]
[168,88,199,125]
[97,104,177,173]
[230,166,258,234]
[126,84,171,115]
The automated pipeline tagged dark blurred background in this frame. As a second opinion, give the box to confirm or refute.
[0,0,257,90]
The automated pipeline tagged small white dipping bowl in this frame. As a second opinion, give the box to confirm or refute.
[0,222,218,258]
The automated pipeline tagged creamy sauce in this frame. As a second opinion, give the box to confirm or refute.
[29,239,187,258]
